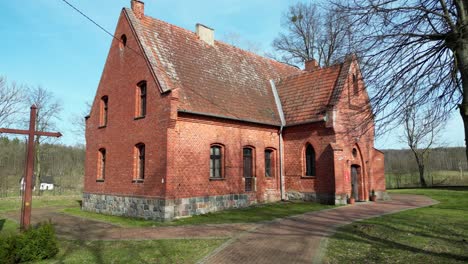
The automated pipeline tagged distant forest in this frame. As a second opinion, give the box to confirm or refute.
[0,137,84,197]
[383,147,467,188]
[0,136,466,196]
[383,147,467,173]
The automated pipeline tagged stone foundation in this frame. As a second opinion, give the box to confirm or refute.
[82,192,257,221]
[286,191,335,204]
[334,191,391,205]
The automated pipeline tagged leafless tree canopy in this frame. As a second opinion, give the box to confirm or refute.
[26,85,63,192]
[69,101,91,145]
[0,76,24,127]
[401,97,445,187]
[26,86,62,141]
[333,0,468,158]
[272,2,352,67]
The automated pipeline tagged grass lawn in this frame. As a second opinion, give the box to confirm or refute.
[323,188,468,264]
[64,200,335,227]
[35,239,226,264]
[0,195,81,213]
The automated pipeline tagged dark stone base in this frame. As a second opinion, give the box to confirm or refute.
[82,192,257,221]
[286,191,335,204]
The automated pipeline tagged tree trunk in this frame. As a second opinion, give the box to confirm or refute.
[418,164,427,187]
[455,37,468,162]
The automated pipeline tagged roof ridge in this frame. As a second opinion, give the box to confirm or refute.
[278,63,343,83]
[125,7,301,74]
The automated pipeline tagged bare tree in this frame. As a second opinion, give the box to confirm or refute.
[69,101,91,146]
[25,86,62,192]
[401,98,444,187]
[272,2,352,67]
[333,0,468,160]
[0,76,24,127]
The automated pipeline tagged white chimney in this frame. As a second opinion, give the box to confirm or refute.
[131,0,145,19]
[196,23,214,46]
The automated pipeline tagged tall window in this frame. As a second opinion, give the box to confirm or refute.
[100,96,108,127]
[265,149,274,177]
[210,145,222,178]
[305,144,316,176]
[136,81,147,118]
[243,148,253,178]
[134,143,145,181]
[97,148,106,181]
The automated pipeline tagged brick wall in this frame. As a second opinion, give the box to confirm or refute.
[84,12,171,198]
[166,113,281,203]
[282,122,336,197]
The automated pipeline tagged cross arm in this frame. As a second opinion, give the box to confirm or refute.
[0,128,62,138]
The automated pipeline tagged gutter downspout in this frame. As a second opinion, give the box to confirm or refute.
[270,80,286,200]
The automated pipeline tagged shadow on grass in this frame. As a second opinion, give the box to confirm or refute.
[332,225,468,262]
[0,218,4,231]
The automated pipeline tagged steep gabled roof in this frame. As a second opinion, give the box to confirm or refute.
[123,7,352,127]
[276,64,343,126]
[124,8,302,126]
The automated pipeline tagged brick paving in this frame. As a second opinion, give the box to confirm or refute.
[199,194,437,264]
[3,208,257,240]
[3,194,436,263]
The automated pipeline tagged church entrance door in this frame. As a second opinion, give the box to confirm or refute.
[351,165,360,200]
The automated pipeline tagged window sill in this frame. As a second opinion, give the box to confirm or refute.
[301,176,316,179]
[132,179,144,183]
[209,178,225,181]
[134,116,145,120]
[96,179,105,182]
[98,125,107,129]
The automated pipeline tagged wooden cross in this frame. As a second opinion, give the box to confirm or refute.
[0,105,61,230]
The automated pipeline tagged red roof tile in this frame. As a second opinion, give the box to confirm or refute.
[125,8,302,126]
[124,8,348,126]
[276,64,343,125]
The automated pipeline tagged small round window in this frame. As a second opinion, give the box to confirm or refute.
[352,148,358,158]
[119,34,127,50]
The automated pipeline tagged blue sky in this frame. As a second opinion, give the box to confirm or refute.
[0,0,464,148]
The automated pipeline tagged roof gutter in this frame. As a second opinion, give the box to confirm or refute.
[177,109,281,127]
[270,80,286,201]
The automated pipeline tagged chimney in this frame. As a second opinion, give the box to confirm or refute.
[131,0,145,19]
[305,59,320,71]
[196,23,215,46]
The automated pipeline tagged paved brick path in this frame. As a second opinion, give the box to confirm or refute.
[3,194,436,263]
[3,208,257,240]
[199,194,437,264]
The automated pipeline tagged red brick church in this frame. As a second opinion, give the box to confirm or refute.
[83,1,386,221]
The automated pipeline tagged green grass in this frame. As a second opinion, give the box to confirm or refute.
[64,201,335,227]
[35,239,226,264]
[323,188,468,264]
[0,195,81,213]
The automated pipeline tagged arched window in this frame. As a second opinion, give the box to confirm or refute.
[243,147,255,191]
[97,148,106,181]
[243,147,254,178]
[120,34,127,49]
[99,96,108,127]
[210,145,223,178]
[135,81,147,118]
[265,149,275,177]
[305,144,316,176]
[133,143,145,181]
